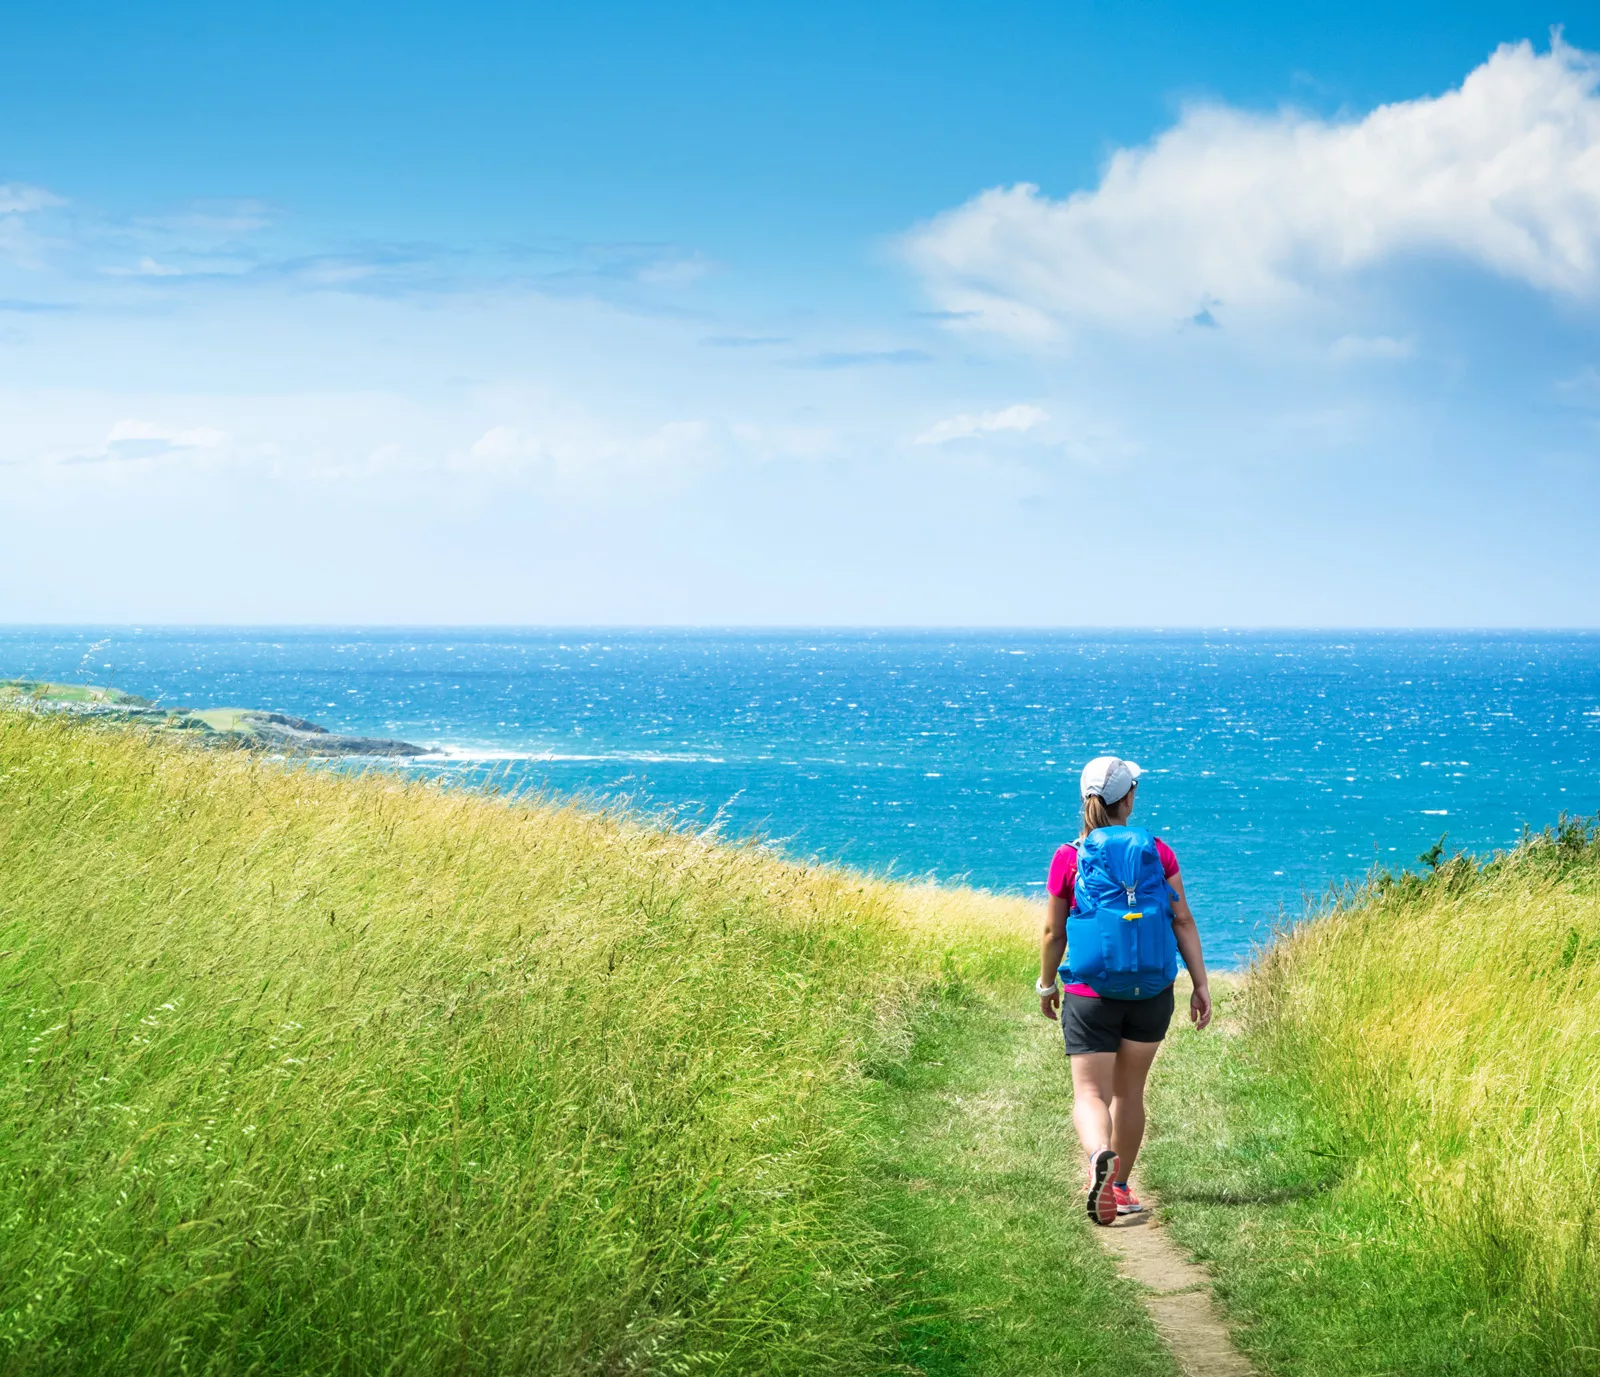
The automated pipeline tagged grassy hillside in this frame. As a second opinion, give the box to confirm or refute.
[0,712,1163,1374]
[1145,817,1600,1375]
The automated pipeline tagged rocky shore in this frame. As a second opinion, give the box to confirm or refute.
[0,680,429,757]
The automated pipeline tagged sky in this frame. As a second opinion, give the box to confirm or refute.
[2,0,1599,626]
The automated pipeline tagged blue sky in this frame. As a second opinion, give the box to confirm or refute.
[2,0,1598,625]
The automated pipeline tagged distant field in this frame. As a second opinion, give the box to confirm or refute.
[1145,818,1600,1375]
[0,711,1168,1374]
[0,679,148,705]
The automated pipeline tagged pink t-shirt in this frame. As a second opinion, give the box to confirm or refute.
[1049,838,1180,998]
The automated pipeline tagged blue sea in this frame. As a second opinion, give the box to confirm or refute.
[5,627,1598,967]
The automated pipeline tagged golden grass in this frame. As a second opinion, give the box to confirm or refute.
[0,712,1033,1374]
[1245,821,1600,1362]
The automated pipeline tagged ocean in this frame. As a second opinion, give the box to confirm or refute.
[5,627,1597,967]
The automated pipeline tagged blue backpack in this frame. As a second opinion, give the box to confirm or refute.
[1062,825,1179,999]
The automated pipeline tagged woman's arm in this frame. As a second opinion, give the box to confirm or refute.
[1167,871,1212,1029]
[1039,892,1068,1020]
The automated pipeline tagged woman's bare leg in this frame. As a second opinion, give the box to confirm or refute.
[1069,1052,1117,1155]
[1110,1037,1163,1174]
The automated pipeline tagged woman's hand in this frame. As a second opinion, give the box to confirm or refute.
[1167,872,1212,1032]
[1040,893,1068,1022]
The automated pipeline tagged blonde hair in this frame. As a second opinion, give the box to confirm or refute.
[1080,786,1134,837]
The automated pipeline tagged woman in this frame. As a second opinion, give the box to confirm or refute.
[1037,755,1212,1226]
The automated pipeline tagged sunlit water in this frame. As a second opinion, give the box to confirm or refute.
[5,627,1597,967]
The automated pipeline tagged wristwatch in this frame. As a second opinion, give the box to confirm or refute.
[1035,977,1059,997]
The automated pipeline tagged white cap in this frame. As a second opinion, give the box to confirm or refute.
[1080,755,1143,804]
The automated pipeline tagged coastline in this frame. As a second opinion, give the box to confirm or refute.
[0,678,427,757]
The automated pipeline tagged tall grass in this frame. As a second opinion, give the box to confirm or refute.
[0,713,1032,1374]
[1238,817,1600,1369]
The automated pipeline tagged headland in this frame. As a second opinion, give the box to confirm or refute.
[0,678,427,756]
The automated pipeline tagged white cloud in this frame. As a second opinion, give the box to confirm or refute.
[135,200,274,239]
[1331,334,1414,361]
[905,36,1600,338]
[636,418,710,461]
[461,424,546,472]
[63,418,229,464]
[1556,364,1600,405]
[449,415,718,487]
[635,254,714,286]
[101,256,186,278]
[0,184,64,214]
[915,403,1048,444]
[0,183,68,269]
[106,418,226,448]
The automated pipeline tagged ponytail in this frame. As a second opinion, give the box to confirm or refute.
[1080,794,1117,836]
[1080,782,1136,836]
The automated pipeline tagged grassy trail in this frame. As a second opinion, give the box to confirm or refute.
[869,987,1176,1377]
[0,713,1177,1374]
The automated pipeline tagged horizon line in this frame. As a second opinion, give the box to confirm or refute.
[3,623,1599,635]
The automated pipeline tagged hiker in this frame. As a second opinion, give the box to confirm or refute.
[1037,756,1212,1226]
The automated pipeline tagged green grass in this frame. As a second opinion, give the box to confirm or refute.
[0,680,147,706]
[0,711,1159,1374]
[1142,820,1600,1376]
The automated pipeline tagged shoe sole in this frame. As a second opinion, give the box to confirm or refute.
[1115,1201,1144,1215]
[1086,1150,1119,1227]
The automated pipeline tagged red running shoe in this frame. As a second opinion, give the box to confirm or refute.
[1085,1148,1119,1226]
[1113,1182,1144,1215]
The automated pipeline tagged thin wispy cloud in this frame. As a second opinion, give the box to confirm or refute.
[701,334,791,348]
[0,184,65,214]
[0,297,73,313]
[132,199,276,238]
[62,418,229,466]
[100,256,187,278]
[790,348,933,369]
[1555,365,1600,406]
[1331,334,1414,361]
[2,189,724,308]
[514,240,720,292]
[905,35,1600,339]
[915,404,1048,445]
[635,254,713,287]
[0,184,70,271]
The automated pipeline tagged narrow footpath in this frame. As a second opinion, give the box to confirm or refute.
[870,982,1255,1376]
[1099,1183,1257,1377]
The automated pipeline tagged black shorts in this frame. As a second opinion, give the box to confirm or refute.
[1060,985,1175,1055]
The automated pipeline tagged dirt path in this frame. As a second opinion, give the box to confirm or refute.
[1095,1183,1257,1377]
